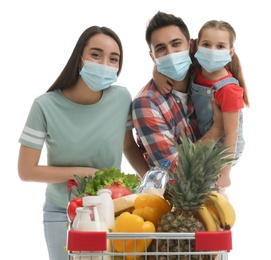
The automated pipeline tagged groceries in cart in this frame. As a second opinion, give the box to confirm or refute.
[67,130,235,259]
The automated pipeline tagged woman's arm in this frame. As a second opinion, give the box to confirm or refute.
[123,130,149,178]
[216,110,240,188]
[18,145,98,183]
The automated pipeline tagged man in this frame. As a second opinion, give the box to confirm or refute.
[132,11,223,172]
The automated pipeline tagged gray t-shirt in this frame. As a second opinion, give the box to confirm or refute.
[19,86,132,208]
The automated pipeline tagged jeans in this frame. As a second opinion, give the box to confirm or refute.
[43,200,69,260]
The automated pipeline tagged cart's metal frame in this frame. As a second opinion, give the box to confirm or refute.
[67,230,231,260]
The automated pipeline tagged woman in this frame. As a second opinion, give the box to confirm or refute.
[18,25,149,260]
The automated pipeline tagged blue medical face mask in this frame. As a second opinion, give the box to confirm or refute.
[194,46,232,73]
[155,50,192,81]
[79,60,118,91]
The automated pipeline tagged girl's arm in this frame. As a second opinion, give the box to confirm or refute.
[18,145,98,183]
[216,110,240,188]
[123,130,150,178]
[153,65,174,96]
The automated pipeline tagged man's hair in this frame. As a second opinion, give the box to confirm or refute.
[145,11,190,50]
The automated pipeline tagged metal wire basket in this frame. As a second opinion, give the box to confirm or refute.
[67,230,232,260]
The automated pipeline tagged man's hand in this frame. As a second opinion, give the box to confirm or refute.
[198,99,224,145]
[211,99,224,134]
[153,65,173,96]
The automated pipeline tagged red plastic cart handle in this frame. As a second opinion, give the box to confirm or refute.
[67,230,107,251]
[195,230,232,251]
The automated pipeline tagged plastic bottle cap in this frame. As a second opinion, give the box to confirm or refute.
[75,207,84,213]
[81,208,91,214]
[83,196,101,206]
[97,189,112,196]
[161,159,171,169]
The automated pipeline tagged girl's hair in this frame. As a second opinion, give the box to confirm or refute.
[145,11,190,50]
[47,26,123,92]
[194,20,249,107]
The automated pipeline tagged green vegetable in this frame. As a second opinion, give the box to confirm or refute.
[71,167,140,197]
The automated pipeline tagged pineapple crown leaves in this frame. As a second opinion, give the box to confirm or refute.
[71,175,93,197]
[166,129,235,211]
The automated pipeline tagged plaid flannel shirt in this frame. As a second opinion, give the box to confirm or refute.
[132,79,200,172]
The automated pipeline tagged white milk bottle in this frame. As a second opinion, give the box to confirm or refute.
[73,196,110,260]
[97,189,115,230]
[72,207,84,230]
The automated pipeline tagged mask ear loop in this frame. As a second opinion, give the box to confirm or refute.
[78,56,85,74]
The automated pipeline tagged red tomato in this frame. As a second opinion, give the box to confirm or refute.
[67,197,83,223]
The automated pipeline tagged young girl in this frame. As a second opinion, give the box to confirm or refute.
[155,20,249,197]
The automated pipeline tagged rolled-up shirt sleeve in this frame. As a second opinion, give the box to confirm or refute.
[132,97,178,170]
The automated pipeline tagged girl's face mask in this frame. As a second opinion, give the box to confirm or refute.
[195,46,232,73]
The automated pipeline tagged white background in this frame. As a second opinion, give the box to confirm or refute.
[1,0,269,259]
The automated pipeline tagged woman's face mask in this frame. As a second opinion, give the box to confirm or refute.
[79,60,118,91]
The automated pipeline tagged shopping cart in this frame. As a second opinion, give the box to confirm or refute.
[67,229,232,260]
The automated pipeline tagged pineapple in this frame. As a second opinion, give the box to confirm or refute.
[149,130,233,260]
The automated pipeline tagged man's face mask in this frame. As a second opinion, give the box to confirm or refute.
[155,50,192,81]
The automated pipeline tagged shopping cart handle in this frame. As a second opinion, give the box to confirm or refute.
[67,230,107,251]
[195,230,232,251]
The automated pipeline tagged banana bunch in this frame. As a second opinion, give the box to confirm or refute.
[197,191,236,231]
[197,205,219,231]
